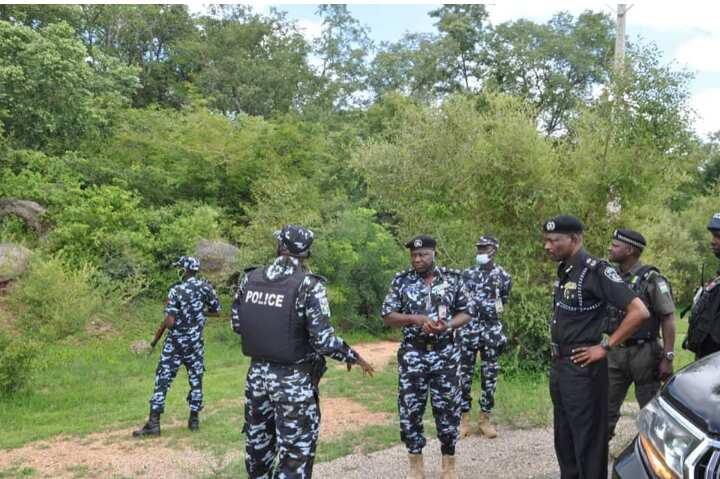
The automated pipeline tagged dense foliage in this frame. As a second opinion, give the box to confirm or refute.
[0,5,717,393]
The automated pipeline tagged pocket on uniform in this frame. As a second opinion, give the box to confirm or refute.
[277,370,315,405]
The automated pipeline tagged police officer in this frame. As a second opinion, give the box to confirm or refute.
[605,229,676,440]
[382,235,471,479]
[542,216,649,479]
[458,236,512,439]
[232,225,374,479]
[685,213,720,359]
[134,256,221,437]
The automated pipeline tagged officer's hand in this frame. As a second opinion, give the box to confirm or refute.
[413,315,432,328]
[347,355,375,377]
[570,345,607,367]
[423,320,447,335]
[658,358,673,381]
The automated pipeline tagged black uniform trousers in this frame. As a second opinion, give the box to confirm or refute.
[550,357,608,479]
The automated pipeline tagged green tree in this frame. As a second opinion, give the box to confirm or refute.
[78,5,196,108]
[188,6,313,117]
[485,11,615,135]
[311,5,373,110]
[0,20,138,153]
[429,4,490,91]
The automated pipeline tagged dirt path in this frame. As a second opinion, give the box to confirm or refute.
[313,406,639,479]
[0,341,640,478]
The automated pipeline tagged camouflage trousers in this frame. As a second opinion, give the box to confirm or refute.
[150,332,205,414]
[244,361,320,479]
[459,320,506,413]
[397,342,462,455]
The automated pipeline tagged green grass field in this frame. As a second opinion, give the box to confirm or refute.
[0,296,698,477]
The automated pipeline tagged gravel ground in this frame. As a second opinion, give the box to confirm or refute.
[314,404,639,479]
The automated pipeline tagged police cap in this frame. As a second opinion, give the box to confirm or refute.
[274,224,315,257]
[476,235,500,249]
[543,215,584,234]
[173,256,200,271]
[405,235,436,250]
[708,213,720,232]
[613,228,646,250]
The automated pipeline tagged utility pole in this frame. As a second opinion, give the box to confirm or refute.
[614,4,632,72]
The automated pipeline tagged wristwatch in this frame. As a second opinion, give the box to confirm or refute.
[663,351,675,362]
[600,337,612,352]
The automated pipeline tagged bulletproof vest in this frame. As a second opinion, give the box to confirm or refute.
[605,265,664,339]
[236,267,313,363]
[687,275,720,349]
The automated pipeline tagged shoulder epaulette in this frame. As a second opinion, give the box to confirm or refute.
[306,273,327,284]
[584,256,603,270]
[395,268,414,278]
[439,266,462,276]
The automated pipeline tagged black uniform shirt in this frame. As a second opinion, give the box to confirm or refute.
[552,249,637,345]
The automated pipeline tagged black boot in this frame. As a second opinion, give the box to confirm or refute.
[133,411,161,437]
[188,410,199,431]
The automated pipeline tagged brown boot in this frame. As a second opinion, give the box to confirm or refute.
[459,412,471,438]
[478,412,498,438]
[407,453,425,479]
[441,455,458,479]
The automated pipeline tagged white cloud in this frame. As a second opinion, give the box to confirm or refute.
[691,88,720,137]
[296,18,323,43]
[676,36,720,72]
[485,2,720,33]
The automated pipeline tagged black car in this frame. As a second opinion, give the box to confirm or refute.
[613,351,720,479]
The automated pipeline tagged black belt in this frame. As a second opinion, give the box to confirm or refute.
[550,342,593,359]
[406,333,455,352]
[618,337,656,348]
[250,359,314,375]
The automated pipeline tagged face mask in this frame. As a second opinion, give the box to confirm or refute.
[476,254,491,265]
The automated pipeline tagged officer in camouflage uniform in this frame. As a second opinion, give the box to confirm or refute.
[458,236,512,439]
[382,235,471,479]
[232,225,374,479]
[134,256,221,437]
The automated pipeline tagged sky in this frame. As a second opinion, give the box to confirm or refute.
[187,2,719,138]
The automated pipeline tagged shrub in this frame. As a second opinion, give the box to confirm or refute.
[9,256,103,341]
[0,333,38,395]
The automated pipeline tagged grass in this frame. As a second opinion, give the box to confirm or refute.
[0,294,700,477]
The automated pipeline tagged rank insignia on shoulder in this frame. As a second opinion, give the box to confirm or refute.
[658,281,670,294]
[585,258,598,268]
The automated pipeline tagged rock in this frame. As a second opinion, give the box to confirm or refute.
[130,340,152,355]
[194,239,240,287]
[0,243,31,282]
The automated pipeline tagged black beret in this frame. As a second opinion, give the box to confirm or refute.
[476,235,500,249]
[543,215,584,234]
[613,228,646,250]
[405,235,436,250]
[708,213,720,232]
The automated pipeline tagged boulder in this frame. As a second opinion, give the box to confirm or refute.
[130,339,152,355]
[195,239,240,287]
[0,243,31,282]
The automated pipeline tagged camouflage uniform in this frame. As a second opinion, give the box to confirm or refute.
[459,265,512,413]
[232,255,358,479]
[150,275,221,414]
[382,266,468,456]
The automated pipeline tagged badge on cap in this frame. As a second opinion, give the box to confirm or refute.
[414,238,423,248]
[546,221,556,231]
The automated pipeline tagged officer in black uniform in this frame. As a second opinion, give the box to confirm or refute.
[605,229,676,440]
[685,212,720,359]
[542,215,649,479]
[232,225,375,479]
